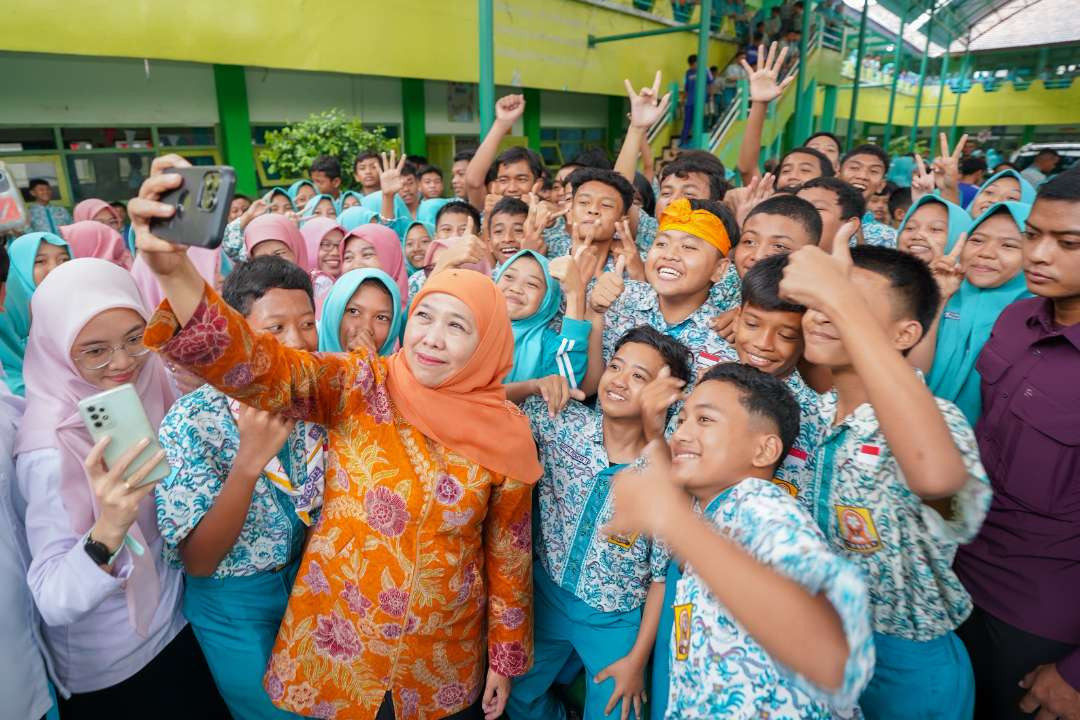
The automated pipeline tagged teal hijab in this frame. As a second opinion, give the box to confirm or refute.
[317,269,404,355]
[288,180,317,201]
[301,194,337,218]
[338,206,378,231]
[402,220,435,274]
[897,194,974,256]
[493,250,563,384]
[927,202,1032,425]
[1,232,71,395]
[362,189,411,220]
[971,169,1037,213]
[418,198,451,227]
[267,187,295,211]
[335,190,366,215]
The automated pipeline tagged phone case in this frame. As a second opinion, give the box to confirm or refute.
[77,384,170,487]
[0,161,29,234]
[149,166,236,249]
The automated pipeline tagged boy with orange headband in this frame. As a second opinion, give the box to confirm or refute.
[589,198,739,373]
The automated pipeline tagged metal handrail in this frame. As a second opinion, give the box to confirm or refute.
[707,87,743,153]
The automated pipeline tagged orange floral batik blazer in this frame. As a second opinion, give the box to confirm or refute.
[145,285,534,720]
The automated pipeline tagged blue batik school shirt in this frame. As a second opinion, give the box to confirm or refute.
[796,391,992,641]
[155,385,323,578]
[667,478,874,719]
[859,214,898,248]
[522,397,669,613]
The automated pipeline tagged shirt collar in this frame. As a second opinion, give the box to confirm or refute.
[1026,297,1080,349]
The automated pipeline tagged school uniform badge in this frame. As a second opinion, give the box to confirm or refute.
[834,505,881,553]
[607,532,640,549]
[673,603,694,661]
[769,477,799,497]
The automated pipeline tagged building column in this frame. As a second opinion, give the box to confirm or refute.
[212,64,258,195]
[819,84,837,133]
[401,78,427,157]
[524,88,542,152]
[607,95,627,156]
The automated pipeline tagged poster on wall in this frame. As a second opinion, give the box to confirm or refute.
[448,83,476,123]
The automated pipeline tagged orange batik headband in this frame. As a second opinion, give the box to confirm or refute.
[658,198,732,256]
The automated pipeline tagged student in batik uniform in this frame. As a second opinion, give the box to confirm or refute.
[508,327,692,720]
[779,241,991,718]
[156,257,328,719]
[838,144,898,248]
[133,155,538,720]
[317,268,404,357]
[609,363,874,719]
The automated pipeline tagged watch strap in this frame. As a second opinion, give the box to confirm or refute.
[84,533,121,566]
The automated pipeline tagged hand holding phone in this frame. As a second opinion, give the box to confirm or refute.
[149,166,236,248]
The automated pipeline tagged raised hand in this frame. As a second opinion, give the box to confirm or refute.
[84,436,166,555]
[572,221,603,285]
[624,70,673,130]
[639,365,687,442]
[379,149,407,197]
[612,219,646,281]
[928,232,968,301]
[932,133,967,190]
[910,154,936,202]
[779,219,859,311]
[494,94,526,126]
[433,217,490,274]
[589,256,627,314]
[730,172,776,227]
[533,373,587,417]
[239,197,268,228]
[549,250,585,298]
[129,154,197,277]
[740,42,795,104]
[606,439,681,538]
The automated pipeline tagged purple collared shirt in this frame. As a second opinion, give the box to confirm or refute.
[954,297,1080,686]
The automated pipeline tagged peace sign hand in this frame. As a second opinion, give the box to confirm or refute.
[379,149,407,196]
[928,232,968,301]
[612,218,646,281]
[741,42,795,104]
[624,71,673,130]
[779,219,859,312]
[931,132,967,191]
[911,154,936,203]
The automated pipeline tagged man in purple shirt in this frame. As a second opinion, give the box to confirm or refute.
[955,169,1080,719]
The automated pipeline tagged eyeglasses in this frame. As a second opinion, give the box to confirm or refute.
[74,334,151,371]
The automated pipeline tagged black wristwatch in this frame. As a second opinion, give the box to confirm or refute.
[84,534,119,566]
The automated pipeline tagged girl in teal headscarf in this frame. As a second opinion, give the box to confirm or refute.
[926,202,1032,425]
[493,249,590,392]
[0,232,72,395]
[300,194,338,220]
[968,169,1036,219]
[402,220,435,274]
[266,187,295,215]
[338,206,378,232]
[335,190,365,215]
[317,268,404,356]
[287,179,317,208]
[897,194,973,265]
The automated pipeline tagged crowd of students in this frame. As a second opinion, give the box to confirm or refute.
[2,52,1079,720]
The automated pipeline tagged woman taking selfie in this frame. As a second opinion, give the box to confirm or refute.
[131,155,539,720]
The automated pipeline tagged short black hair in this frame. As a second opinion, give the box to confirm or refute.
[805,131,841,154]
[612,326,693,384]
[688,54,698,65]
[799,176,866,221]
[400,161,420,179]
[568,167,635,215]
[1035,148,1060,160]
[745,194,823,245]
[232,194,251,204]
[633,171,656,218]
[850,246,939,350]
[840,143,891,173]
[1035,167,1080,202]
[495,146,544,181]
[28,178,49,190]
[778,146,835,181]
[310,155,341,180]
[490,196,529,221]
[741,253,805,313]
[699,363,800,463]
[453,150,475,163]
[405,155,428,166]
[959,156,987,176]
[685,198,741,250]
[874,180,898,198]
[109,200,126,209]
[659,155,728,201]
[435,199,482,230]
[567,148,613,171]
[223,255,314,316]
[888,186,913,218]
[354,151,380,169]
[418,164,443,180]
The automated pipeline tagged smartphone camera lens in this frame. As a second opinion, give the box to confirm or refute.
[87,405,96,412]
[101,415,109,421]
[90,413,99,420]
[93,422,102,428]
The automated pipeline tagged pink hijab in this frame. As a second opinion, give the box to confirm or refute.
[342,224,410,303]
[243,214,308,269]
[60,220,134,269]
[300,216,345,276]
[73,198,122,225]
[131,245,221,308]
[16,258,176,637]
[422,236,492,275]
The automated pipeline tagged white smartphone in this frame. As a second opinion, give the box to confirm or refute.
[77,384,170,487]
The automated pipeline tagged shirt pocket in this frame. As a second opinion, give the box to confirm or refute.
[1002,384,1080,514]
[974,344,1011,386]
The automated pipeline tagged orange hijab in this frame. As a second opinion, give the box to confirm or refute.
[386,269,542,484]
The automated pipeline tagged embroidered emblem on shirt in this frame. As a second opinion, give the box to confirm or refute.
[674,603,694,661]
[835,505,882,553]
[697,350,723,368]
[607,532,640,549]
[943,310,961,320]
[856,443,882,470]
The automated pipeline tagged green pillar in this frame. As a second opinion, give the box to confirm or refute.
[949,41,972,146]
[523,88,541,152]
[212,64,258,195]
[478,0,495,135]
[845,0,870,153]
[820,85,837,133]
[1034,45,1049,80]
[882,12,907,148]
[401,78,427,157]
[1021,124,1035,144]
[930,48,951,156]
[607,95,626,155]
[692,0,713,148]
[792,0,815,142]
[910,6,935,146]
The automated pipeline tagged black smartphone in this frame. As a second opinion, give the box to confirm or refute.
[149,166,236,248]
